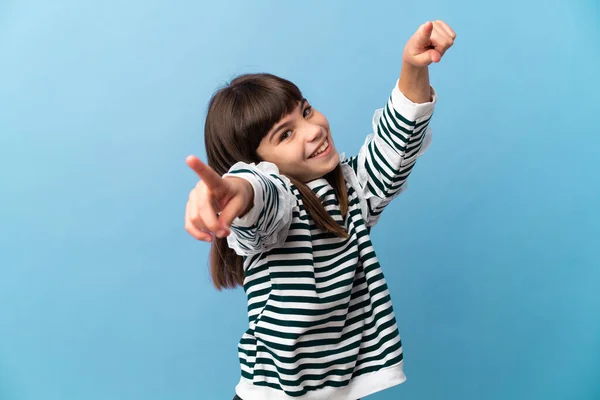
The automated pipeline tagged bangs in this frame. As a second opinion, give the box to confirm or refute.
[231,75,303,144]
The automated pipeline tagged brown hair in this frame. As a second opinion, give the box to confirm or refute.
[204,73,348,290]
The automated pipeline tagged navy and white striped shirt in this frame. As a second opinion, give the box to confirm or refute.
[224,81,436,400]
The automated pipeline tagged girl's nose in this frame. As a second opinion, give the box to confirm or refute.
[304,123,323,142]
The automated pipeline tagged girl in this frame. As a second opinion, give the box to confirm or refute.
[185,20,455,400]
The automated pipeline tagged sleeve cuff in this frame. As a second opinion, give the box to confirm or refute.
[222,161,285,228]
[391,79,437,121]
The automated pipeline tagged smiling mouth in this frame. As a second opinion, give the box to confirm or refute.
[309,139,330,158]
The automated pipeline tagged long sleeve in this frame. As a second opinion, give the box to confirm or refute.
[343,80,436,228]
[223,161,296,258]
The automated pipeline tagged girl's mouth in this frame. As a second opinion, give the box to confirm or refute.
[309,139,330,159]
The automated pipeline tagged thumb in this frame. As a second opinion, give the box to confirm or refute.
[412,48,442,66]
[217,196,247,236]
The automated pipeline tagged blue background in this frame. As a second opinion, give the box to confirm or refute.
[1,0,598,399]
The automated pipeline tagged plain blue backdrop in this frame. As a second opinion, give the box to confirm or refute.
[1,0,598,399]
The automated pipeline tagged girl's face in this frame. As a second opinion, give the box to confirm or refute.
[256,99,339,182]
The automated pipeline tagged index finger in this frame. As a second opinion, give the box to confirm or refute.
[416,21,434,43]
[186,155,224,190]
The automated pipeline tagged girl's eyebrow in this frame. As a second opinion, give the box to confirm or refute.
[268,99,308,142]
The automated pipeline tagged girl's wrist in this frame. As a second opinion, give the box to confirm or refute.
[398,61,431,103]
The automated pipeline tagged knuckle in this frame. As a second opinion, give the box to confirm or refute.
[189,213,203,226]
[196,199,208,212]
[184,223,195,234]
[185,219,196,231]
[199,191,214,204]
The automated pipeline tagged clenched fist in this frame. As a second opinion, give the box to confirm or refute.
[403,20,456,67]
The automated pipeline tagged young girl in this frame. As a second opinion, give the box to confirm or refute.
[185,20,455,400]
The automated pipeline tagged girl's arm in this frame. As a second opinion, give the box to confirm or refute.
[342,20,455,227]
[343,76,435,227]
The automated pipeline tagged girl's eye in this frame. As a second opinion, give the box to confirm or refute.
[303,106,312,117]
[280,130,292,141]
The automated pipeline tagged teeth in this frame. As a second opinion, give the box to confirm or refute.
[310,140,329,158]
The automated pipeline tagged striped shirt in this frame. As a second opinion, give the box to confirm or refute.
[224,81,436,400]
